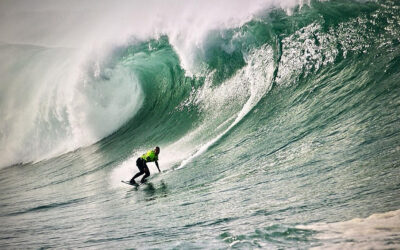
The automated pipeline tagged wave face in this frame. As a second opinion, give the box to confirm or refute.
[1,0,400,249]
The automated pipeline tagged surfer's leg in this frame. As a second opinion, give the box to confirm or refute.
[130,158,145,184]
[130,171,144,182]
[140,166,150,183]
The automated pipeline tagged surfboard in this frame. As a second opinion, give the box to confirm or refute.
[121,180,139,186]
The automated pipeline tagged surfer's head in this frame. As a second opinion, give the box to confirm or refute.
[155,146,160,155]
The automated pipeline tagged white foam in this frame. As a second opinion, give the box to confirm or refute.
[176,45,275,169]
[110,155,139,188]
[299,209,400,249]
[0,45,144,168]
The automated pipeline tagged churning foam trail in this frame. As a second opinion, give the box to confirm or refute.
[299,210,400,249]
[176,45,275,169]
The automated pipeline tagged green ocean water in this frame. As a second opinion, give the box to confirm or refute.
[1,0,400,248]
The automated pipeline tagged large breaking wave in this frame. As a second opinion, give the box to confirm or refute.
[0,0,399,171]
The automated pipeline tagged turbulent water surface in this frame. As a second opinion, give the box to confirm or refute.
[1,0,400,249]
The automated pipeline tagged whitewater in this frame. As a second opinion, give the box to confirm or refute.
[1,0,400,248]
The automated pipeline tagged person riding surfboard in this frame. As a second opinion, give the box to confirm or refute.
[129,146,161,184]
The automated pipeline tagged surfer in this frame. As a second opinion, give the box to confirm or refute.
[129,147,161,184]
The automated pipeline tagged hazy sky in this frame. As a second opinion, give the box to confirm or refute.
[0,0,303,48]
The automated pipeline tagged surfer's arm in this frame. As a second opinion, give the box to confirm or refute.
[155,161,161,172]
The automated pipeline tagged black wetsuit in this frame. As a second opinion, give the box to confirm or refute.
[130,158,150,184]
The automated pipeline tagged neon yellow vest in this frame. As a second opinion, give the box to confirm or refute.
[141,150,158,162]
